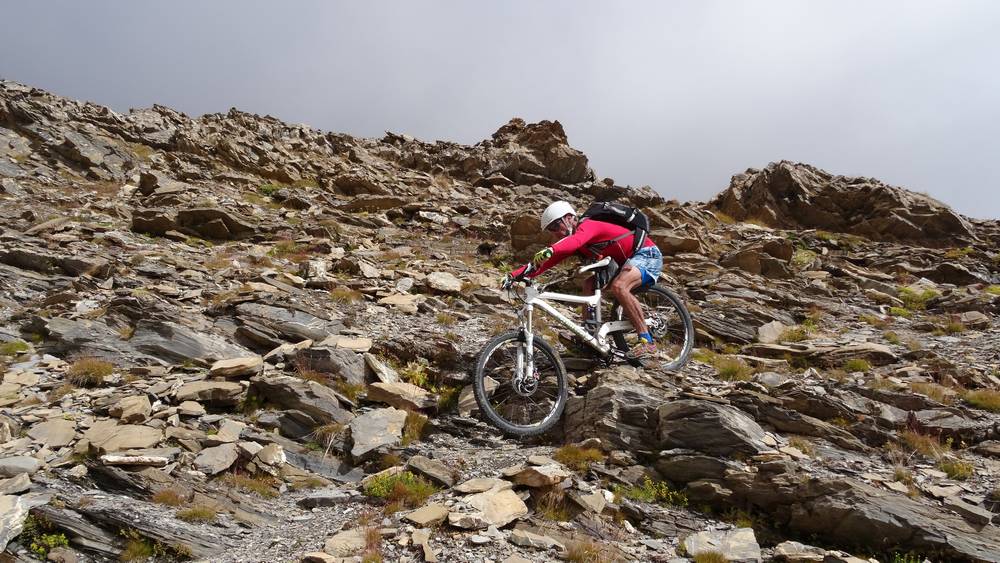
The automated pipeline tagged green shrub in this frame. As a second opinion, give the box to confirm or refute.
[258,183,283,196]
[937,458,974,480]
[363,471,437,508]
[986,285,1000,296]
[611,476,687,507]
[176,504,218,522]
[883,331,901,344]
[898,287,939,311]
[0,340,29,356]
[889,307,913,318]
[553,445,606,472]
[843,359,871,373]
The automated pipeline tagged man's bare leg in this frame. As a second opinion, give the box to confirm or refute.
[609,266,648,335]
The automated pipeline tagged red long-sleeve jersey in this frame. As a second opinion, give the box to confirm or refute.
[511,219,655,279]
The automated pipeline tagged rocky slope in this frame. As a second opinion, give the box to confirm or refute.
[1,80,1000,563]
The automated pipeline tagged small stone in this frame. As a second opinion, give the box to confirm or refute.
[455,478,509,494]
[448,510,490,530]
[323,528,366,556]
[426,271,463,293]
[509,528,565,551]
[406,455,456,488]
[297,490,352,508]
[193,443,239,475]
[0,473,31,495]
[403,503,449,527]
[509,464,571,487]
[682,528,761,563]
[0,456,43,477]
[464,487,528,527]
[209,356,263,378]
[177,401,206,416]
[110,395,152,423]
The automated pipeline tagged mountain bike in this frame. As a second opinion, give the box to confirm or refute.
[473,257,694,437]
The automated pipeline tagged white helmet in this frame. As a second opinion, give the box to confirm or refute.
[540,200,576,231]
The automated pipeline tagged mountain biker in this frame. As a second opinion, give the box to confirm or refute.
[503,200,663,359]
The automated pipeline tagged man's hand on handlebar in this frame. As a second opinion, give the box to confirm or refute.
[500,264,534,289]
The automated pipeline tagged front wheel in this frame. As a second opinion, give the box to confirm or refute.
[473,331,567,437]
[611,284,694,371]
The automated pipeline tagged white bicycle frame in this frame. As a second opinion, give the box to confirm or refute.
[514,258,636,385]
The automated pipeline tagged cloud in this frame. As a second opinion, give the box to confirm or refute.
[1,0,997,218]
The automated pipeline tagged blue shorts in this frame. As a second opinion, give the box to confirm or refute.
[627,245,663,286]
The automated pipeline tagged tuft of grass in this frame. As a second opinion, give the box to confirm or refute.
[943,246,973,259]
[937,458,974,480]
[258,183,283,196]
[333,380,365,402]
[889,307,913,318]
[118,534,155,562]
[151,489,186,507]
[290,476,329,491]
[398,360,430,389]
[553,445,606,472]
[859,314,889,328]
[48,383,76,402]
[311,422,345,453]
[905,339,923,352]
[943,321,966,334]
[778,326,810,343]
[564,539,616,563]
[379,453,402,470]
[883,331,901,345]
[692,551,730,563]
[714,356,753,382]
[909,382,955,404]
[900,430,950,459]
[790,248,817,270]
[176,504,218,523]
[435,312,457,326]
[964,389,1000,412]
[362,470,437,509]
[985,285,1000,296]
[118,325,135,340]
[611,476,687,507]
[402,410,428,445]
[535,487,571,521]
[788,436,816,457]
[843,359,871,373]
[330,286,364,304]
[0,340,29,356]
[219,473,279,498]
[435,384,462,413]
[898,287,939,311]
[66,357,114,387]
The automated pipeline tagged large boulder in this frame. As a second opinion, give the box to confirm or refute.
[711,161,976,245]
[250,375,353,425]
[658,400,771,457]
[489,118,592,184]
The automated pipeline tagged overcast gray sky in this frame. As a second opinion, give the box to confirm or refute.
[3,1,998,218]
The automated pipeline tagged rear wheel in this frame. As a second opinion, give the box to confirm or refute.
[610,284,694,371]
[473,331,567,437]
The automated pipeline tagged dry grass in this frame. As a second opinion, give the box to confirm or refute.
[883,331,901,345]
[900,430,949,459]
[553,445,606,472]
[219,473,279,498]
[435,312,457,326]
[964,389,1000,412]
[788,436,816,457]
[150,489,186,507]
[48,383,75,402]
[311,422,345,452]
[909,382,955,404]
[176,504,218,523]
[564,538,619,563]
[692,551,729,563]
[535,487,571,521]
[333,380,365,402]
[66,357,114,387]
[402,410,428,445]
[859,314,890,328]
[118,538,155,561]
[778,326,810,343]
[330,286,364,304]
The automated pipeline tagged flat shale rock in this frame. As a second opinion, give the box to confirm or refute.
[251,375,353,425]
[658,400,770,457]
[367,381,437,411]
[348,407,407,462]
[174,380,245,406]
[682,528,762,563]
[26,418,76,447]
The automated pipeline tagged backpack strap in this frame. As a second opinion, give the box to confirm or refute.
[585,231,633,258]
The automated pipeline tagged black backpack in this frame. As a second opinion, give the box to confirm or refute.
[580,201,651,257]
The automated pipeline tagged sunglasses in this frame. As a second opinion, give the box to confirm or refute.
[546,219,565,232]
